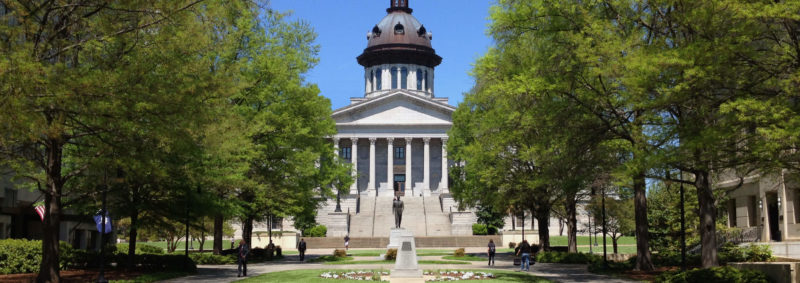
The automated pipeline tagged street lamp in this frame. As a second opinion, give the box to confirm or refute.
[587,210,593,254]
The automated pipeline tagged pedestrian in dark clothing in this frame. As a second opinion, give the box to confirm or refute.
[344,235,350,250]
[297,238,307,261]
[237,240,249,277]
[516,240,532,271]
[487,239,496,266]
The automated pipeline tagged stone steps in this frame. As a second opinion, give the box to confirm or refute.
[349,196,376,237]
[424,196,451,236]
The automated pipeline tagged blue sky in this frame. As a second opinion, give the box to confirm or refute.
[267,1,495,109]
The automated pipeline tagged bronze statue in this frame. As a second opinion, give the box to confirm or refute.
[392,196,404,228]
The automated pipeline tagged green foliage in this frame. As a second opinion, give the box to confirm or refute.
[535,252,600,264]
[475,205,506,230]
[719,243,774,263]
[0,239,44,274]
[454,248,466,257]
[188,253,235,265]
[333,249,347,258]
[655,266,770,283]
[116,244,164,255]
[304,225,327,237]
[472,224,488,235]
[385,249,398,260]
[648,182,701,255]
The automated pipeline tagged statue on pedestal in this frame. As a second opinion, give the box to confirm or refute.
[393,196,404,228]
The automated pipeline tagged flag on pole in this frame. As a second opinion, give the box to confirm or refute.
[94,211,112,234]
[33,202,45,222]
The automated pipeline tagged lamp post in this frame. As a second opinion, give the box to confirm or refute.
[588,210,593,254]
[97,183,109,283]
[680,170,686,271]
[602,186,607,267]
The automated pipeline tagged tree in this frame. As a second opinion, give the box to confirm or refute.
[588,189,634,254]
[0,1,252,280]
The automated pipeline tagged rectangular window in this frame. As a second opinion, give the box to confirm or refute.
[394,147,405,159]
[340,147,351,159]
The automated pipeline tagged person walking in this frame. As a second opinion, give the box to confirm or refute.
[487,239,496,266]
[297,238,307,261]
[344,235,350,251]
[237,240,249,277]
[516,240,532,271]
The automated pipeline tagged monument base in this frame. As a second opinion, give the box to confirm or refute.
[391,228,423,281]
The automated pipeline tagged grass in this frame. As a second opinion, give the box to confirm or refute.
[442,255,487,261]
[308,255,354,263]
[110,272,191,283]
[235,269,553,282]
[577,245,636,254]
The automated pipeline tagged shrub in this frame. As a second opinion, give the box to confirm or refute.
[276,245,282,257]
[0,239,42,274]
[454,248,466,257]
[333,249,347,258]
[536,251,600,264]
[305,225,327,237]
[116,243,164,255]
[719,243,773,263]
[138,244,164,254]
[385,249,397,260]
[508,242,516,249]
[472,224,488,235]
[655,266,769,283]
[189,253,235,265]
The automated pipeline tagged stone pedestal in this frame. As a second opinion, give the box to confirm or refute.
[390,228,423,282]
[326,212,349,237]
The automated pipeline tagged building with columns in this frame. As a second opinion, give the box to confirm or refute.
[315,0,477,238]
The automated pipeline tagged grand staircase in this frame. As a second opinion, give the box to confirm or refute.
[345,195,458,237]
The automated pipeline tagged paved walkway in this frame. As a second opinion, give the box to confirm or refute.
[160,252,635,283]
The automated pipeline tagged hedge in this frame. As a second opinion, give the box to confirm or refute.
[304,225,327,237]
[536,251,601,264]
[655,266,769,283]
[0,239,195,274]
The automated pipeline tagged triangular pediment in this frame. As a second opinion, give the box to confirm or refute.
[332,91,454,126]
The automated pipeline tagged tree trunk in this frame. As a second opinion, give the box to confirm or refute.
[612,236,618,254]
[633,171,654,271]
[535,209,551,250]
[38,140,64,283]
[696,169,719,267]
[565,195,578,253]
[243,216,254,247]
[199,230,205,252]
[213,213,223,254]
[128,209,139,269]
[559,219,564,236]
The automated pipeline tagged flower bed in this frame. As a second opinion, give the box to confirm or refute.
[424,271,495,281]
[320,270,389,281]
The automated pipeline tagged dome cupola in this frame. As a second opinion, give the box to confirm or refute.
[359,0,441,99]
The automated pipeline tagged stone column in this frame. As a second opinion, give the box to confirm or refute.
[350,138,358,195]
[333,138,340,154]
[387,138,394,197]
[368,137,377,196]
[423,137,431,196]
[405,138,413,196]
[440,137,448,194]
[781,171,789,240]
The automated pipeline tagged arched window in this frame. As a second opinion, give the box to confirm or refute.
[416,68,423,90]
[400,68,408,89]
[370,70,374,91]
[391,67,398,89]
[423,70,428,91]
[375,68,382,90]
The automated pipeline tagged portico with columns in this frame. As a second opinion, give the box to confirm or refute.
[331,92,454,198]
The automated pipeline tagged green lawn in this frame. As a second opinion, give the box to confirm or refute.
[235,269,552,282]
[577,245,636,254]
[442,255,486,261]
[133,241,208,251]
[110,272,191,283]
[323,259,470,265]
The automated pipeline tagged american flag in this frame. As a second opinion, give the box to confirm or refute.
[34,203,45,222]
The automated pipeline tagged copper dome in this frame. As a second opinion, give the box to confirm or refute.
[357,1,442,68]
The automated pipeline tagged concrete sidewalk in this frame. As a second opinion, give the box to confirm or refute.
[159,253,636,283]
